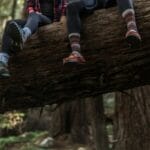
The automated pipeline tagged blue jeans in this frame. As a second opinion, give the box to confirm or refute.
[1,13,51,54]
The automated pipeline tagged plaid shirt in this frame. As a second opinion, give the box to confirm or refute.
[26,0,67,21]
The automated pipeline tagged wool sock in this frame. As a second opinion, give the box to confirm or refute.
[69,33,81,52]
[122,9,137,32]
[22,27,32,43]
[0,52,9,65]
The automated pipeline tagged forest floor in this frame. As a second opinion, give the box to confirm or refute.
[0,131,94,150]
[0,94,114,150]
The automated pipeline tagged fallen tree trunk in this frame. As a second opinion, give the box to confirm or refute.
[0,0,150,112]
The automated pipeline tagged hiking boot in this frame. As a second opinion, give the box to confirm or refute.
[126,29,141,48]
[0,61,10,78]
[122,9,141,48]
[63,51,86,65]
[8,21,25,51]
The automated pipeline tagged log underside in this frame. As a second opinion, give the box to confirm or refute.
[0,0,150,112]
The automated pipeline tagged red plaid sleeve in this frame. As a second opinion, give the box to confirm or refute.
[61,0,67,16]
[26,0,41,13]
[26,0,35,13]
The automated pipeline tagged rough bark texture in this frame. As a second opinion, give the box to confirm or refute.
[51,99,93,145]
[114,85,150,150]
[51,97,109,150]
[88,97,109,150]
[0,0,150,112]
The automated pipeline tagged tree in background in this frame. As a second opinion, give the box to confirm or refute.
[51,97,109,150]
[0,0,25,39]
[114,86,150,150]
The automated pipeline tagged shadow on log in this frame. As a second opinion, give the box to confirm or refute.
[0,0,150,112]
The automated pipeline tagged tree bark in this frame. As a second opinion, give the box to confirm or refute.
[88,96,109,150]
[0,0,150,112]
[50,97,109,150]
[51,99,92,144]
[114,85,150,150]
[11,0,17,19]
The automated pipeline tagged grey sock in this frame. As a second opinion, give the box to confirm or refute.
[0,52,9,65]
[69,33,81,52]
[22,27,32,43]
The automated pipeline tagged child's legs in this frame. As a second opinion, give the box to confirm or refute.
[117,0,141,46]
[1,19,26,55]
[63,0,87,64]
[67,0,85,35]
[24,13,51,34]
[67,0,107,35]
[96,0,108,9]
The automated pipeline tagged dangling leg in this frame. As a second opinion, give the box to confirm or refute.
[117,0,141,48]
[0,19,26,78]
[8,13,51,51]
[63,0,86,65]
[0,13,51,78]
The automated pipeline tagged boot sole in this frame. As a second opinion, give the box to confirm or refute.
[0,74,10,79]
[63,60,86,69]
[0,63,10,79]
[126,35,141,49]
[8,21,23,50]
[0,71,10,79]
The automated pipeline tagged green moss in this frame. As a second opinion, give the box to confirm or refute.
[0,131,48,150]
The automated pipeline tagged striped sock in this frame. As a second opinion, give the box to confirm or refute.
[22,27,31,43]
[69,33,81,52]
[122,9,137,32]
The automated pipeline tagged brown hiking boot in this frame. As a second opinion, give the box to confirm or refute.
[122,9,141,48]
[63,51,86,65]
[126,29,141,48]
[8,21,24,51]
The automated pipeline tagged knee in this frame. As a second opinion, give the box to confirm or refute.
[26,12,40,24]
[29,12,39,17]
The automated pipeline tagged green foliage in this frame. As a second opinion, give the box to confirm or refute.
[0,0,24,19]
[0,0,25,40]
[0,111,25,129]
[16,0,25,19]
[0,131,48,150]
[0,0,13,18]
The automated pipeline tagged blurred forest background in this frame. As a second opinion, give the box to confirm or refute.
[0,0,149,150]
[0,0,25,39]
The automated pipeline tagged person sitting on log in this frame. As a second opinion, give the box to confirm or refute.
[0,0,67,78]
[63,0,141,65]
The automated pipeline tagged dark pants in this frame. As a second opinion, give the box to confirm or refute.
[1,13,51,55]
[67,0,133,34]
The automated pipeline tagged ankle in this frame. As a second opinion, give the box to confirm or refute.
[72,50,81,56]
[22,27,32,42]
[127,21,138,32]
[122,9,137,31]
[122,9,135,19]
[69,33,81,52]
[0,52,9,65]
[71,43,81,52]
